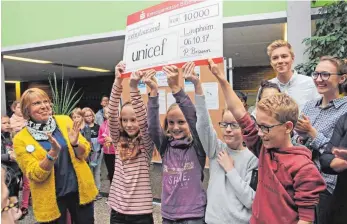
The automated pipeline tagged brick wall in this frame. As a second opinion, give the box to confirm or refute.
[233,66,276,91]
[232,66,276,106]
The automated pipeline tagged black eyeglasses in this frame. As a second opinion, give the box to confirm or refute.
[311,71,339,81]
[256,123,284,134]
[218,122,240,129]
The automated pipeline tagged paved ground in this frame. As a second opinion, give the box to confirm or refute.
[18,198,162,224]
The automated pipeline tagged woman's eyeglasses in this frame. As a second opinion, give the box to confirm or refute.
[311,71,339,81]
[218,122,240,129]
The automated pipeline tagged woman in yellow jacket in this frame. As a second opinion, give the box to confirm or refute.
[13,88,98,223]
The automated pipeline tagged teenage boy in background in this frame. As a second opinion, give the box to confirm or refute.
[263,40,320,111]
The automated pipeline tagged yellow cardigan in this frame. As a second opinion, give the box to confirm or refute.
[13,115,98,222]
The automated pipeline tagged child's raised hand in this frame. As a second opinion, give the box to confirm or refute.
[208,58,224,80]
[163,65,180,93]
[115,61,126,84]
[183,62,200,85]
[143,69,158,91]
[129,71,145,89]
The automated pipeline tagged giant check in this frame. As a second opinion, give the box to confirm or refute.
[123,0,223,75]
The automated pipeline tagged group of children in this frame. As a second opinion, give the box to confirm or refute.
[62,43,346,224]
[2,38,347,224]
[100,53,336,224]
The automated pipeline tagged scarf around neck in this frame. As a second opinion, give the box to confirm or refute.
[27,116,57,141]
[169,136,193,149]
[117,135,142,161]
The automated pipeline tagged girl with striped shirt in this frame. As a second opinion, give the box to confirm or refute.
[107,61,155,224]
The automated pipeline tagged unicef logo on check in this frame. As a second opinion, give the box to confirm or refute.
[140,11,146,20]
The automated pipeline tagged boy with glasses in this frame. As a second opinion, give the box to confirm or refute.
[207,58,326,224]
[183,62,258,224]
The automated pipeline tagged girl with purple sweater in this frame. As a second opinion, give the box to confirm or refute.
[144,64,207,224]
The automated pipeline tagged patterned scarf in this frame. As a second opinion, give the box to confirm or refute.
[169,136,193,149]
[117,135,141,161]
[26,116,57,141]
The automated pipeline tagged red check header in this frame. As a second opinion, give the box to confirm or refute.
[126,0,204,25]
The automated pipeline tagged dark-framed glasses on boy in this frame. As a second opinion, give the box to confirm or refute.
[256,123,284,134]
[218,122,240,129]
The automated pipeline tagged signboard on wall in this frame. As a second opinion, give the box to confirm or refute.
[122,0,223,76]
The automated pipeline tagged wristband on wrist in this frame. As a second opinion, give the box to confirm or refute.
[71,142,79,148]
[46,153,57,161]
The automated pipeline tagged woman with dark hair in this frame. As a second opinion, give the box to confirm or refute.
[319,61,347,224]
[294,56,347,224]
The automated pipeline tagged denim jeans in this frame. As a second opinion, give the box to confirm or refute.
[90,150,103,190]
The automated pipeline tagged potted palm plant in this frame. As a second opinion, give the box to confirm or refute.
[48,73,83,115]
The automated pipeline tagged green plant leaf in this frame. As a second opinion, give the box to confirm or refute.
[296,0,347,76]
[47,71,84,115]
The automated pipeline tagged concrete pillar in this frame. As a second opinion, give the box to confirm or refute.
[1,60,7,116]
[286,0,312,67]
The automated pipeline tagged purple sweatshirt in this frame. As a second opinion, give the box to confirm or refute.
[147,89,206,220]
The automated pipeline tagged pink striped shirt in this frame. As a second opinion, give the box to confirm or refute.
[108,83,154,215]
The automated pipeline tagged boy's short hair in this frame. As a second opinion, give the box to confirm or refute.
[235,91,247,103]
[100,95,109,101]
[257,93,299,126]
[267,40,294,58]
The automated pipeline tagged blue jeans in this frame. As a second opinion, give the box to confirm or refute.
[90,150,103,190]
